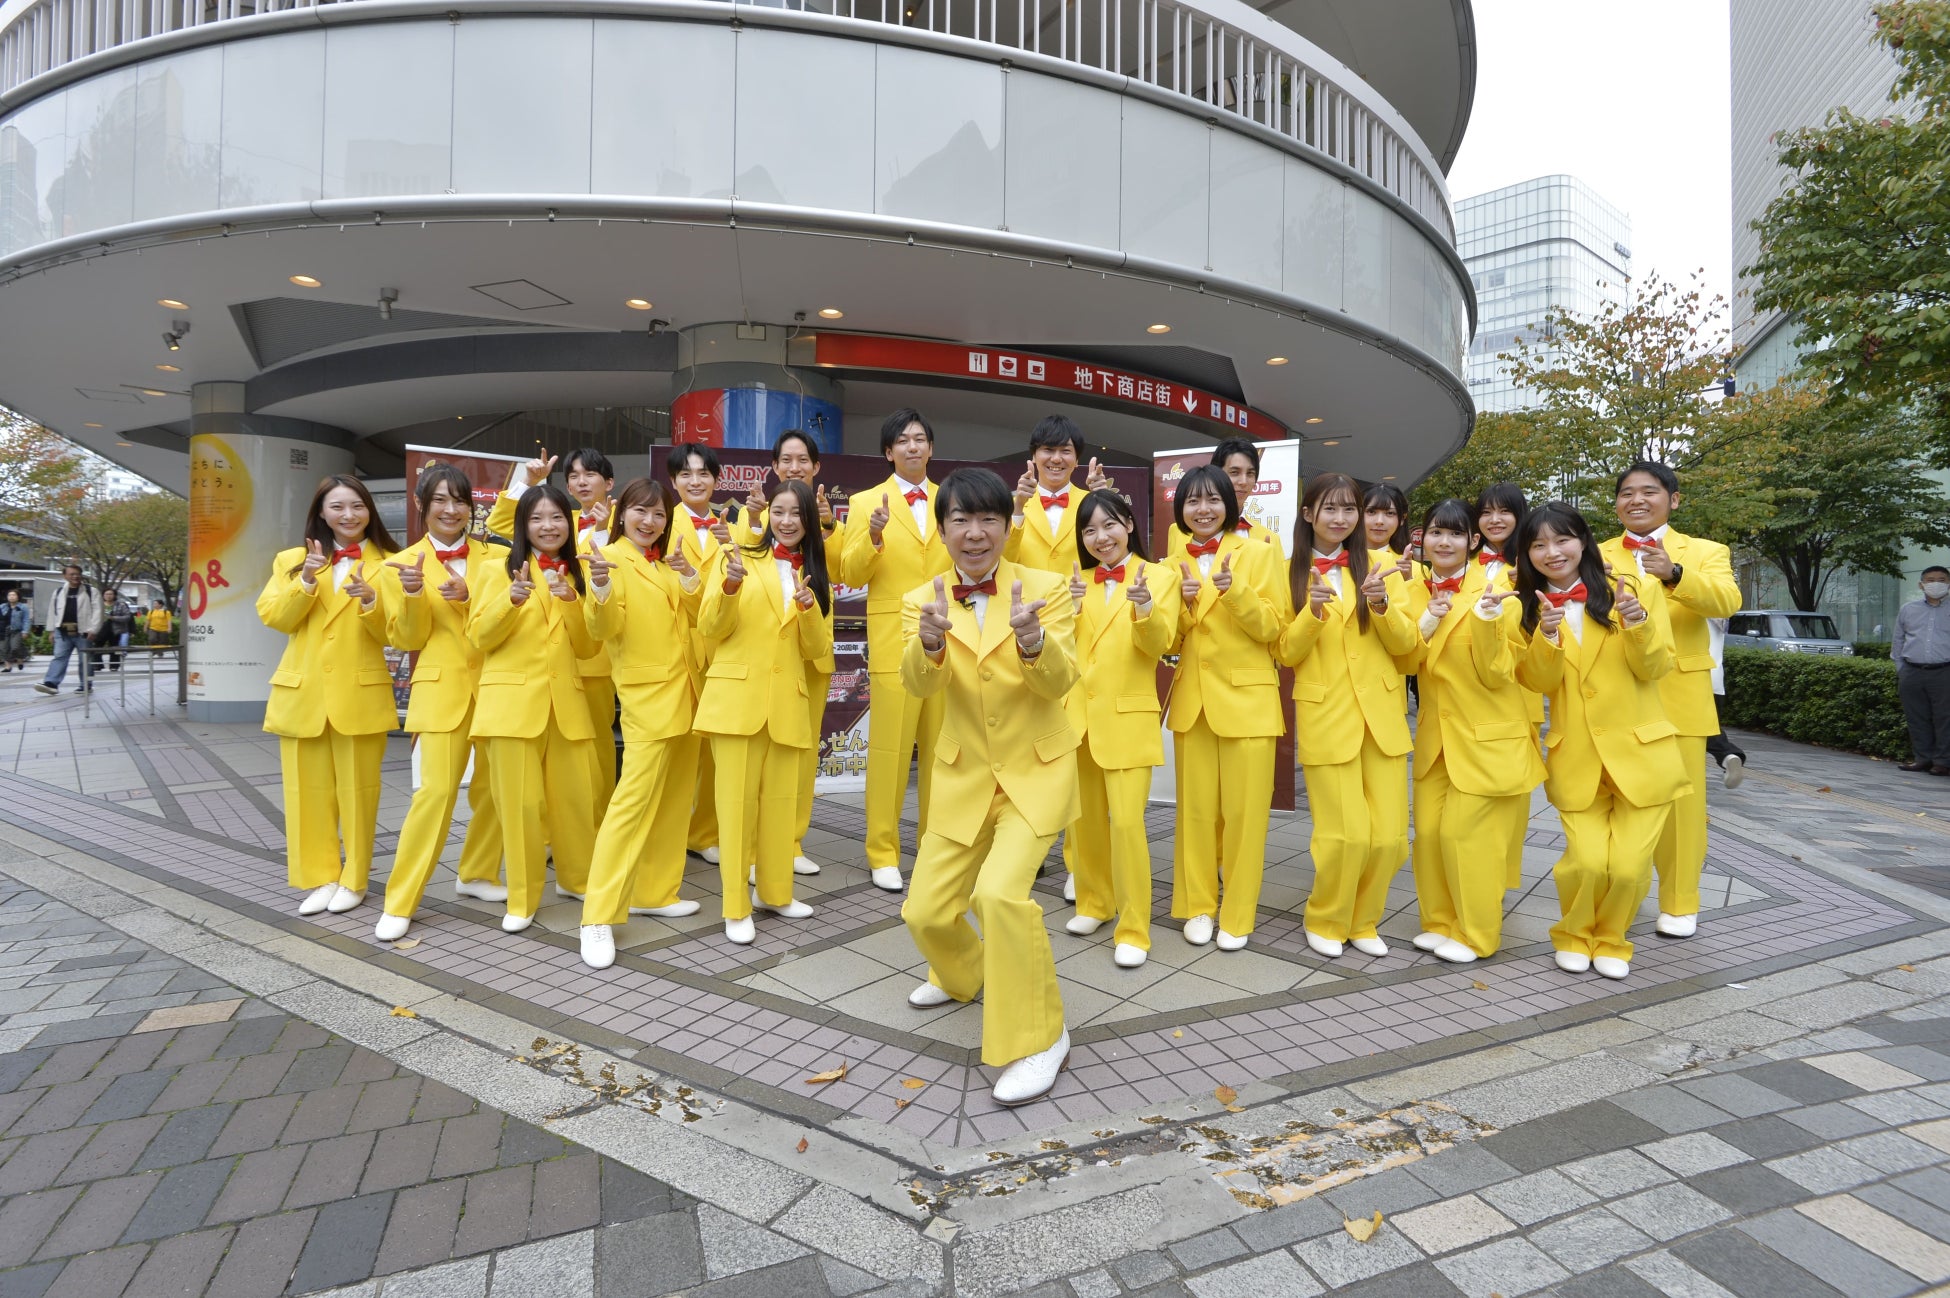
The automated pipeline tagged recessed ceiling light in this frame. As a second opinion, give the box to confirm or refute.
[1146,324,1171,334]
[289,274,322,288]
[154,363,180,372]
[139,388,167,397]
[818,307,844,319]
[157,298,188,310]
[1321,440,1340,446]
[116,441,133,447]
[83,422,103,428]
[1382,475,1397,481]
[1266,356,1289,366]
[625,298,653,310]
[1305,416,1324,424]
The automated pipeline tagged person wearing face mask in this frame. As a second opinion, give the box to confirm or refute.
[1599,461,1741,940]
[664,443,736,869]
[1895,565,1950,776]
[372,466,509,942]
[1167,439,1278,557]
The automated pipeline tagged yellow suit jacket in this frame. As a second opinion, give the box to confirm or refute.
[466,557,600,740]
[484,490,614,684]
[1003,494,1081,574]
[586,538,702,744]
[840,475,953,674]
[1406,570,1544,798]
[1167,531,1288,738]
[257,543,397,739]
[732,508,845,674]
[1599,528,1740,737]
[900,561,1080,843]
[692,551,834,746]
[1275,549,1418,764]
[1516,581,1687,813]
[382,535,507,735]
[1065,558,1181,770]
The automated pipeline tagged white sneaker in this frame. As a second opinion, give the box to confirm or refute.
[580,925,616,970]
[701,846,721,865]
[1113,943,1148,969]
[629,900,701,918]
[871,866,905,893]
[793,856,821,876]
[1413,930,1447,952]
[454,879,508,902]
[326,886,365,914]
[374,913,411,942]
[1215,929,1248,952]
[298,883,338,916]
[1350,936,1389,957]
[502,912,534,934]
[1554,949,1591,973]
[1593,956,1631,980]
[993,1028,1070,1107]
[725,916,756,945]
[555,886,585,902]
[1063,873,1076,902]
[1722,754,1745,789]
[1432,939,1478,964]
[1656,912,1697,939]
[1304,929,1343,958]
[908,982,954,1008]
[1182,914,1214,946]
[751,890,813,919]
[1065,915,1105,936]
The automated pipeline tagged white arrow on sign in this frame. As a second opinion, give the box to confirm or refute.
[1181,392,1199,412]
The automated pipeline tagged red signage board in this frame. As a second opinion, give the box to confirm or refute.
[811,334,1286,440]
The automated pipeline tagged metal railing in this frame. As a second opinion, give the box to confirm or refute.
[0,0,1453,239]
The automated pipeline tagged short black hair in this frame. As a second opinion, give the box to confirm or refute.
[415,463,472,518]
[1073,490,1148,569]
[1615,460,1679,496]
[668,443,720,480]
[880,407,935,454]
[1925,565,1950,580]
[563,447,615,481]
[1029,414,1086,458]
[1173,464,1240,536]
[934,467,1013,526]
[772,428,820,465]
[1211,438,1260,476]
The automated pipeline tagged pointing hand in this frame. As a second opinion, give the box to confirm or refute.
[386,550,426,595]
[917,577,951,654]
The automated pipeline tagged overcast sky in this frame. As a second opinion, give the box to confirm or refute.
[1446,0,1734,306]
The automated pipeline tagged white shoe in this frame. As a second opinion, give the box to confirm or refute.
[1656,912,1697,939]
[1593,956,1631,980]
[993,1028,1070,1107]
[1215,929,1248,952]
[751,890,813,919]
[454,879,508,902]
[793,855,821,876]
[555,886,585,902]
[908,982,954,1009]
[1432,939,1478,964]
[1554,949,1591,973]
[1350,936,1389,957]
[580,925,616,970]
[298,883,338,916]
[374,913,411,942]
[1066,915,1105,936]
[502,912,534,934]
[629,900,700,918]
[326,886,365,914]
[871,866,905,893]
[1183,914,1214,946]
[1063,873,1076,902]
[1114,943,1148,968]
[725,916,756,945]
[701,846,721,865]
[1413,930,1447,952]
[1722,754,1745,789]
[1304,929,1344,958]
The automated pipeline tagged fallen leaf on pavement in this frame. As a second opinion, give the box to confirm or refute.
[1899,964,1916,972]
[805,1063,848,1085]
[1215,1085,1238,1105]
[389,1006,418,1018]
[1471,980,1489,990]
[394,938,421,950]
[1817,785,1832,792]
[902,1078,928,1089]
[796,1137,809,1153]
[1173,1029,1184,1038]
[896,1098,912,1109]
[1344,1211,1383,1242]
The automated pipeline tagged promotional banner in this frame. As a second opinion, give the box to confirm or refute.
[671,387,843,454]
[402,445,527,544]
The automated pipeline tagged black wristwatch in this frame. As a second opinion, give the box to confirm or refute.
[1662,563,1683,588]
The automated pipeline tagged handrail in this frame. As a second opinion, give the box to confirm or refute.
[0,0,1453,240]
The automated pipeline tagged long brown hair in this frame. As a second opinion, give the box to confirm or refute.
[288,474,399,576]
[1289,472,1372,631]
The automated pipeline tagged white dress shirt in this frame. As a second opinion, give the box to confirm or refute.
[895,475,931,539]
[1313,547,1346,597]
[1624,522,1670,576]
[953,566,993,631]
[776,555,800,606]
[1548,582,1587,644]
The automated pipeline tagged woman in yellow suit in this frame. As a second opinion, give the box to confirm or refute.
[1062,490,1180,969]
[469,484,602,933]
[258,476,402,917]
[1166,466,1287,951]
[374,466,509,942]
[577,478,705,969]
[1277,472,1419,959]
[1477,482,1544,786]
[695,480,834,945]
[1404,499,1543,965]
[1513,503,1684,980]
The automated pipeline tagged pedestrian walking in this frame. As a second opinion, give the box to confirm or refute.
[1895,565,1950,775]
[100,589,134,670]
[2,589,29,671]
[33,566,101,695]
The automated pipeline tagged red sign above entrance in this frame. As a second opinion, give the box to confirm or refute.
[811,333,1285,440]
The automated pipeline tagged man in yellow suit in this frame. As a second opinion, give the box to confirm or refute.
[840,409,954,892]
[901,468,1079,1107]
[1600,461,1741,939]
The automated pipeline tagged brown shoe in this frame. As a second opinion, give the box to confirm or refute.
[1932,766,1950,777]
[1900,761,1933,772]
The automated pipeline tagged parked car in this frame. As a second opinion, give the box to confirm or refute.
[1727,610,1855,655]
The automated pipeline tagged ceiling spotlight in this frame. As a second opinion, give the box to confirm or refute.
[1266,356,1289,366]
[289,274,322,288]
[157,298,188,310]
[379,287,398,321]
[83,422,103,429]
[625,298,653,310]
[155,363,180,372]
[163,335,180,351]
[162,319,189,352]
[1146,323,1171,334]
[818,307,845,319]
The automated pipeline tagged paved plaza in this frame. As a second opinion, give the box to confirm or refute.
[2,668,1949,1296]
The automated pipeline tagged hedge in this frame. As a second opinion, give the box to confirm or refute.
[1853,641,1892,660]
[1722,647,1909,759]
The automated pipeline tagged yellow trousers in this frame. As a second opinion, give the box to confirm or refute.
[382,710,503,918]
[712,731,801,920]
[1411,758,1527,957]
[1170,719,1275,937]
[1553,775,1672,962]
[1301,732,1410,943]
[639,731,703,909]
[903,786,1065,1066]
[1071,745,1155,951]
[280,727,386,892]
[686,739,719,852]
[585,676,617,825]
[864,671,944,872]
[581,736,678,927]
[795,670,831,858]
[487,715,595,921]
[1655,736,1707,917]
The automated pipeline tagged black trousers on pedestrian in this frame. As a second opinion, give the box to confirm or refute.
[1899,664,1950,767]
[1705,695,1745,767]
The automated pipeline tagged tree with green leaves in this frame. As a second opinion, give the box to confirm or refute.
[0,409,89,529]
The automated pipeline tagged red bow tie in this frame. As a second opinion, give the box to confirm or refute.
[578,513,603,532]
[1235,518,1254,533]
[1476,550,1501,565]
[432,544,467,563]
[1185,537,1221,558]
[1622,534,1659,551]
[772,544,803,569]
[1312,551,1350,574]
[903,487,928,506]
[1039,491,1069,510]
[331,546,362,563]
[1094,564,1125,584]
[952,579,996,602]
[642,546,662,564]
[1426,575,1463,594]
[1544,583,1588,607]
[536,555,569,574]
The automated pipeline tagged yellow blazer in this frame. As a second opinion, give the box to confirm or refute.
[382,535,506,735]
[484,491,614,684]
[1065,558,1181,770]
[1167,530,1288,738]
[466,557,600,740]
[840,475,953,673]
[257,543,397,739]
[1166,519,1277,560]
[1406,570,1544,798]
[900,561,1080,843]
[1275,549,1418,765]
[731,508,845,674]
[1516,581,1687,813]
[586,538,701,744]
[1003,495,1081,574]
[692,551,834,746]
[1599,529,1740,738]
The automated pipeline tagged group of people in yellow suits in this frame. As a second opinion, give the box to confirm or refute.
[259,411,1735,1107]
